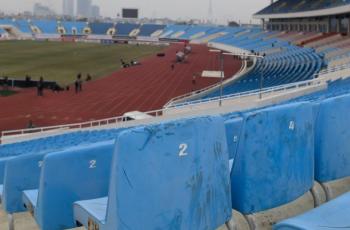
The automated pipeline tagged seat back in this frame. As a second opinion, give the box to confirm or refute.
[35,141,115,230]
[315,93,350,182]
[0,157,14,185]
[231,102,315,214]
[105,116,231,230]
[3,152,46,213]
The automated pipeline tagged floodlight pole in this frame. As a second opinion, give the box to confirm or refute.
[210,49,226,107]
[210,49,266,105]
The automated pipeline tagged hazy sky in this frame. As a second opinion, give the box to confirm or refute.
[0,0,270,23]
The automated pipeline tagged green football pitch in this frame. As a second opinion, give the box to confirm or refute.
[0,40,164,86]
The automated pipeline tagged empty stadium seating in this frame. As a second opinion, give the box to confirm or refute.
[14,19,32,33]
[21,141,115,230]
[74,116,231,230]
[0,78,349,229]
[31,20,58,34]
[90,22,114,35]
[0,129,122,158]
[0,129,124,217]
[1,17,350,230]
[115,23,139,36]
[61,21,86,35]
[138,24,165,36]
[200,41,322,99]
[160,24,190,38]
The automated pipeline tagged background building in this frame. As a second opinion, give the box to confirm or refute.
[90,5,100,19]
[63,0,75,17]
[33,3,55,17]
[76,0,92,18]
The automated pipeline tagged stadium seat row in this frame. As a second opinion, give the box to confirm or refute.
[0,79,350,229]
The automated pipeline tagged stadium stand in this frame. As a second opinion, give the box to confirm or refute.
[1,77,348,229]
[14,19,32,34]
[196,33,323,99]
[31,19,57,34]
[178,26,213,40]
[115,23,139,36]
[90,22,114,35]
[1,10,350,228]
[0,28,6,35]
[160,24,190,38]
[138,24,166,36]
[61,21,86,35]
[0,18,15,27]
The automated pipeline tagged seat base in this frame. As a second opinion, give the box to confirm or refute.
[74,197,107,229]
[22,189,38,215]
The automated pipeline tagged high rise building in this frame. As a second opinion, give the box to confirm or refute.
[91,5,100,18]
[76,0,92,18]
[33,3,55,17]
[63,0,75,17]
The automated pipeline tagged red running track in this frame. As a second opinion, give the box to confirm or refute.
[0,44,242,132]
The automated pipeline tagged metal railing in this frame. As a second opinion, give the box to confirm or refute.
[0,76,328,141]
[317,62,350,75]
[165,77,325,109]
[1,109,164,139]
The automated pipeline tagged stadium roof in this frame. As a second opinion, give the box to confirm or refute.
[254,0,350,19]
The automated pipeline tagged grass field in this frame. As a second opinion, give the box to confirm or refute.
[0,89,17,97]
[0,40,164,86]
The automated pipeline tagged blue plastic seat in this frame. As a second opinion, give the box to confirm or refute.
[2,152,47,213]
[314,93,350,182]
[230,102,315,214]
[274,191,350,229]
[22,141,115,230]
[74,116,231,230]
[2,141,114,214]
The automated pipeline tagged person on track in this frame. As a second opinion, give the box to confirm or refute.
[37,77,44,96]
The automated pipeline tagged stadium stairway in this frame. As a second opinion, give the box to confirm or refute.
[0,44,242,132]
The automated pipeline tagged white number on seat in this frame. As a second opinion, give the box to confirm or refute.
[179,143,188,157]
[233,135,238,143]
[289,121,295,130]
[38,161,43,168]
[89,160,97,169]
